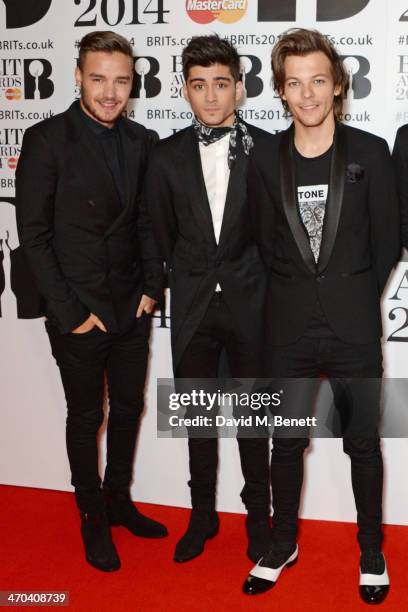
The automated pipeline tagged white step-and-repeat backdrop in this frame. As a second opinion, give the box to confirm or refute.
[1,0,408,525]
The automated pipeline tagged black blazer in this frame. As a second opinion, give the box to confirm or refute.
[144,123,268,369]
[392,123,408,248]
[16,101,163,334]
[248,122,400,346]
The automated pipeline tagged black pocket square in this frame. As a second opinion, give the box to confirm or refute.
[346,163,364,183]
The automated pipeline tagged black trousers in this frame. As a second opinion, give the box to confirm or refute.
[265,333,383,551]
[45,315,151,514]
[175,292,270,513]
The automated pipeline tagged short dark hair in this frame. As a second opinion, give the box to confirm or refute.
[182,34,241,82]
[78,30,133,71]
[271,28,349,120]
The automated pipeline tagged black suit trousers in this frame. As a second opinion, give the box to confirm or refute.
[175,292,270,512]
[45,315,151,513]
[265,333,383,551]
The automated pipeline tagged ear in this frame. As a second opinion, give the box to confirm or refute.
[75,66,82,88]
[280,87,286,102]
[235,79,244,103]
[334,83,342,97]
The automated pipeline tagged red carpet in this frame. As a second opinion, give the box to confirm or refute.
[0,485,406,611]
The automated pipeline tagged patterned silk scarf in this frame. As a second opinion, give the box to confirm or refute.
[192,114,254,168]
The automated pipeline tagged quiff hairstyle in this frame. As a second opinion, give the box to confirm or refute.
[271,28,349,119]
[182,34,241,82]
[78,30,134,71]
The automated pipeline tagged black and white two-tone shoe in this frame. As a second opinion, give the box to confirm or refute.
[359,550,390,605]
[242,544,298,595]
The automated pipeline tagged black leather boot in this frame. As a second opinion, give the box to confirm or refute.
[174,509,219,562]
[80,512,121,572]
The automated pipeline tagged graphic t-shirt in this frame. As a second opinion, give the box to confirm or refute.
[295,145,332,263]
[294,144,335,337]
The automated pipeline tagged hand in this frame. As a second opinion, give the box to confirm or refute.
[71,313,107,334]
[136,294,157,318]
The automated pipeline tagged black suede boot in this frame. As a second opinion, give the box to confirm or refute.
[174,509,219,562]
[106,492,168,538]
[80,512,121,572]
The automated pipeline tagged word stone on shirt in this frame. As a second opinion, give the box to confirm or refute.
[297,184,328,263]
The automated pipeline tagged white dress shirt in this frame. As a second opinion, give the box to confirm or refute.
[199,134,231,291]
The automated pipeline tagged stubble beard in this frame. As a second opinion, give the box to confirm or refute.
[81,89,124,127]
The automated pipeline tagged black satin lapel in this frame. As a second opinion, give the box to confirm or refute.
[318,123,347,273]
[181,129,217,247]
[217,152,247,252]
[280,126,316,274]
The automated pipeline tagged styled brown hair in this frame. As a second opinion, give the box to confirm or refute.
[78,30,133,71]
[182,34,241,82]
[271,28,349,119]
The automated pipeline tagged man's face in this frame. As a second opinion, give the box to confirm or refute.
[281,51,341,129]
[75,51,133,127]
[183,63,243,127]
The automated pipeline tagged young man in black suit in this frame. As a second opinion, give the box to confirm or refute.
[242,29,400,604]
[392,126,408,248]
[144,35,271,563]
[16,31,167,572]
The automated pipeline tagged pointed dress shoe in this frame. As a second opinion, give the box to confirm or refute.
[107,495,168,538]
[243,544,298,595]
[359,550,389,604]
[174,509,219,562]
[80,512,121,572]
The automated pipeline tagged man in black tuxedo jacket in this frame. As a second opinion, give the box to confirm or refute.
[145,35,271,564]
[16,31,167,572]
[242,29,400,605]
[392,125,408,248]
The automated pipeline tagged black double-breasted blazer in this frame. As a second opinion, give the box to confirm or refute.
[16,101,163,334]
[144,123,268,368]
[248,122,400,346]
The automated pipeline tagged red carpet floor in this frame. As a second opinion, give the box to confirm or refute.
[0,485,407,611]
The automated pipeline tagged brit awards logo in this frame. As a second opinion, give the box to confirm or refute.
[131,56,161,99]
[0,59,54,101]
[1,0,52,28]
[186,0,247,24]
[0,126,23,177]
[341,55,371,100]
[0,200,43,319]
[240,55,263,98]
[256,0,370,21]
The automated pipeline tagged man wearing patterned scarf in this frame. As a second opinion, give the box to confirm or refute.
[145,34,271,564]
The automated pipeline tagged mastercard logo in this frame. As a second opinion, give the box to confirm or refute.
[186,0,248,24]
[7,157,19,170]
[5,88,22,101]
